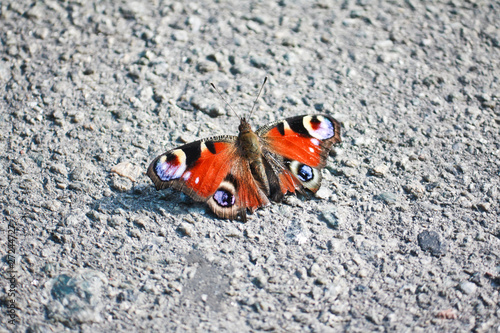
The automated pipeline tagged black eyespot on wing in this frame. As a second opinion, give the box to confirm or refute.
[155,154,182,182]
[287,117,310,136]
[205,141,217,154]
[212,174,239,208]
[297,164,314,182]
[310,115,321,124]
[308,115,335,139]
[213,189,235,207]
[287,160,322,192]
[165,153,177,163]
[276,122,285,136]
[181,142,202,168]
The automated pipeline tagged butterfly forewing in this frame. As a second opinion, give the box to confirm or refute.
[147,136,238,201]
[256,115,341,167]
[257,114,341,193]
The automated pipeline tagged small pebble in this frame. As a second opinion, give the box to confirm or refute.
[376,192,398,205]
[172,30,188,42]
[321,210,340,229]
[111,162,142,182]
[458,281,477,295]
[177,223,193,237]
[418,230,447,257]
[371,164,389,177]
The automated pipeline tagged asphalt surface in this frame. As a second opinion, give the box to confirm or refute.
[1,0,499,332]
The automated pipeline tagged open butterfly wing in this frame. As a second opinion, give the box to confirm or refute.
[147,136,236,199]
[147,135,269,221]
[257,114,341,193]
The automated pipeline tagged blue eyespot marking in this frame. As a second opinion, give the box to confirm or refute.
[297,164,314,182]
[213,189,235,207]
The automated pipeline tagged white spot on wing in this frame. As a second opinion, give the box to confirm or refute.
[283,121,291,133]
[182,171,191,181]
[309,147,314,153]
[195,177,200,184]
[200,141,207,153]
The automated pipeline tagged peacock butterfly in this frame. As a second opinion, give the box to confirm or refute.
[147,79,341,221]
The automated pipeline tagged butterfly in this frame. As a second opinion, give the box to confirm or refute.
[147,80,341,222]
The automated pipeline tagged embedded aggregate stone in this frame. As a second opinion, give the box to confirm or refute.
[417,230,447,257]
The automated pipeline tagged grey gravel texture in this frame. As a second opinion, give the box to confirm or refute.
[1,0,500,332]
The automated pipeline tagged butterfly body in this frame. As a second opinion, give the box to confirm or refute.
[147,114,341,221]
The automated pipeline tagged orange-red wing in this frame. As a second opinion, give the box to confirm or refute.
[231,160,270,213]
[147,137,238,200]
[257,114,341,168]
[278,169,300,194]
[183,142,235,198]
[148,136,271,221]
[264,128,324,166]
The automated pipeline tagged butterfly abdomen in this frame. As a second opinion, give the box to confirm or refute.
[237,125,270,196]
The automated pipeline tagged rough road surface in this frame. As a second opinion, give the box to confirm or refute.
[1,0,499,332]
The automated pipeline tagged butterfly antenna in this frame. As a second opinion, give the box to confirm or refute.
[249,76,268,119]
[210,82,240,119]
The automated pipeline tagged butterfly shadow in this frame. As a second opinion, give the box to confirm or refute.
[90,181,213,228]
